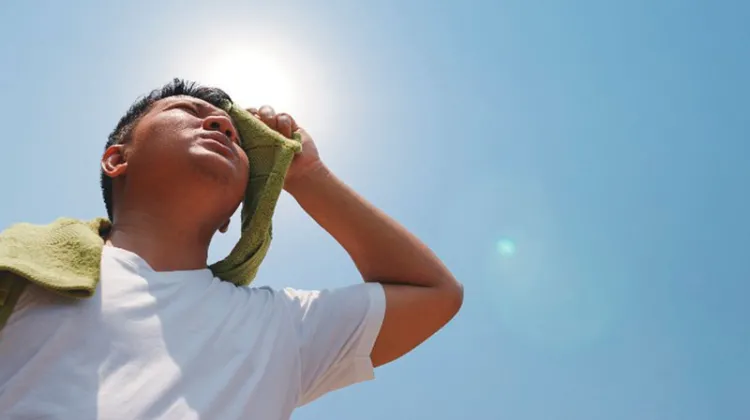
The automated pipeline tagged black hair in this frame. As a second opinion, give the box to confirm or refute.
[100,78,233,221]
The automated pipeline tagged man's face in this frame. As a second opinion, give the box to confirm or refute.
[116,95,250,218]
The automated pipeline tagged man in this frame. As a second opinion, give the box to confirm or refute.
[0,79,463,419]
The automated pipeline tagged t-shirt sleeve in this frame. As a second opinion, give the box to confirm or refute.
[280,283,386,406]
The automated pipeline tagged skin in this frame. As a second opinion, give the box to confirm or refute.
[102,96,247,270]
[102,97,463,368]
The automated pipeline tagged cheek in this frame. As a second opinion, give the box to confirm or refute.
[152,115,194,142]
[138,114,193,144]
[133,118,194,158]
[128,138,187,180]
[239,154,251,184]
[237,155,251,192]
[235,146,250,170]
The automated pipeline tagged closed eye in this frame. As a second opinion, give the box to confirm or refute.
[179,103,201,116]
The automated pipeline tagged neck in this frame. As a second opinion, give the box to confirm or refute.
[106,209,215,272]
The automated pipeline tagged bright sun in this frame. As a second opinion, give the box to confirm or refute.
[178,40,336,156]
[200,47,298,113]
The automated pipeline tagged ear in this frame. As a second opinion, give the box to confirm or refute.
[219,219,230,234]
[101,144,128,178]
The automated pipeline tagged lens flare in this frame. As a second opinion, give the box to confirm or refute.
[496,238,516,257]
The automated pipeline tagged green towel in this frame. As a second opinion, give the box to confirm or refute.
[0,104,301,329]
[209,101,302,282]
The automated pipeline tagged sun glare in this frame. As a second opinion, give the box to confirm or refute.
[175,38,336,139]
[201,48,298,113]
[176,39,345,176]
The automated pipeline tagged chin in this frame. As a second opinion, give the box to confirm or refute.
[189,153,246,193]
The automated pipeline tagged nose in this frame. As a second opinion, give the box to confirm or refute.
[203,115,237,142]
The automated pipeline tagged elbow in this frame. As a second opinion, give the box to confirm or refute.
[443,278,464,320]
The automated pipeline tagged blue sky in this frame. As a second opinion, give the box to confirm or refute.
[1,1,748,419]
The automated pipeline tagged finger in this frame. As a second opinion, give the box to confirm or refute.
[246,107,259,116]
[289,115,299,133]
[258,105,277,129]
[294,126,309,138]
[276,113,293,138]
[259,105,275,118]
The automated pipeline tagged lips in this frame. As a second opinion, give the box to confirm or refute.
[199,132,235,158]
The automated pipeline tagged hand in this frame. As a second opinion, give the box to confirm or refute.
[246,105,324,190]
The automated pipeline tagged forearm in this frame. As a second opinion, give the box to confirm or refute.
[286,164,458,290]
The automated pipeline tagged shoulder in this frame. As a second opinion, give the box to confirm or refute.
[11,282,70,315]
[223,282,385,336]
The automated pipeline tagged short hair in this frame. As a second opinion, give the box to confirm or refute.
[100,78,233,221]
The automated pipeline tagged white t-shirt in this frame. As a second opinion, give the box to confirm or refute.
[0,245,386,420]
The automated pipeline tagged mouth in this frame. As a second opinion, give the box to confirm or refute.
[199,132,235,158]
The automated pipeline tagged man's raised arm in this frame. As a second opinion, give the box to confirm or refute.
[284,146,463,367]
